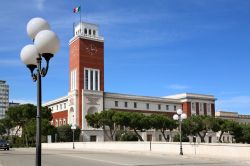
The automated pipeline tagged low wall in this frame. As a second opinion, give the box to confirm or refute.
[42,142,250,160]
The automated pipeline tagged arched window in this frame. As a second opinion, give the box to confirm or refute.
[84,28,87,35]
[59,119,62,126]
[89,29,91,35]
[93,30,96,36]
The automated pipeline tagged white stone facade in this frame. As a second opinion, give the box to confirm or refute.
[0,80,9,119]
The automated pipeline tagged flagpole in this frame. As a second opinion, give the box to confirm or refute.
[80,6,81,23]
[80,0,82,23]
[73,22,75,36]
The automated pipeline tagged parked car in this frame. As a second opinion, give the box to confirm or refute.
[0,140,9,150]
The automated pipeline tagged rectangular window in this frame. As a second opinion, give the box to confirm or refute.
[124,102,128,108]
[90,70,93,90]
[158,104,161,110]
[84,68,100,91]
[85,69,89,90]
[174,105,177,111]
[159,135,162,141]
[166,105,169,110]
[90,135,97,142]
[64,103,66,109]
[95,70,98,90]
[115,101,118,107]
[146,103,149,109]
[70,69,77,91]
[134,102,137,108]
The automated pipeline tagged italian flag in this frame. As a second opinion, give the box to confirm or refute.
[73,6,81,13]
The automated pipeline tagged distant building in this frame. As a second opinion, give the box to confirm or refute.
[214,111,250,143]
[215,111,250,124]
[0,80,9,119]
[9,101,20,108]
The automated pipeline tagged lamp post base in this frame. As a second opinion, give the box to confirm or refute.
[180,147,183,155]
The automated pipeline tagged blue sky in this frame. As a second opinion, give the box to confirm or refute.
[0,0,250,114]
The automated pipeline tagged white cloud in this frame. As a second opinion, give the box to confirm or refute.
[216,96,250,113]
[167,84,189,90]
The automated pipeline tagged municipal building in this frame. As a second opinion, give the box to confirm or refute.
[44,21,216,142]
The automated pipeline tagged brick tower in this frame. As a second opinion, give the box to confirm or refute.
[68,22,104,140]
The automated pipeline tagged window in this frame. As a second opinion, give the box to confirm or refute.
[166,105,169,110]
[159,135,162,141]
[147,134,152,141]
[93,30,96,36]
[85,70,88,90]
[158,104,161,110]
[193,136,196,143]
[89,29,91,35]
[90,70,93,90]
[63,119,66,125]
[60,104,62,110]
[56,105,58,110]
[90,135,97,142]
[134,102,137,108]
[59,119,62,126]
[146,103,149,109]
[84,28,87,34]
[174,105,177,111]
[95,70,98,90]
[64,103,66,109]
[71,69,77,91]
[124,102,128,108]
[115,101,118,107]
[84,68,100,91]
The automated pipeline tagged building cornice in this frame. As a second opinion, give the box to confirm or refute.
[163,92,216,101]
[69,35,104,45]
[104,92,182,104]
[43,96,68,107]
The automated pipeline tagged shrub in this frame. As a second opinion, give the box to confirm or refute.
[116,131,138,141]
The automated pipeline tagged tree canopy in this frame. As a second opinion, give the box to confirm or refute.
[0,104,55,146]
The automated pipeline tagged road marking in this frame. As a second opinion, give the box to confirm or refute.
[58,153,133,166]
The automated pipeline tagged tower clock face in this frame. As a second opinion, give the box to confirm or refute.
[86,44,97,55]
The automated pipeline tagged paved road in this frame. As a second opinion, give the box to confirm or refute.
[0,148,249,166]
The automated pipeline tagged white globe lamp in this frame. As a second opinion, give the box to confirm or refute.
[27,17,50,40]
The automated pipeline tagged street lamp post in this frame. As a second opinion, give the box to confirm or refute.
[20,17,60,166]
[173,109,187,155]
[71,125,76,149]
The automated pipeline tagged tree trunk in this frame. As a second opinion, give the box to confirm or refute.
[161,130,168,142]
[198,132,206,143]
[14,126,21,137]
[133,128,144,141]
[109,125,118,141]
[219,131,224,143]
[103,126,113,141]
